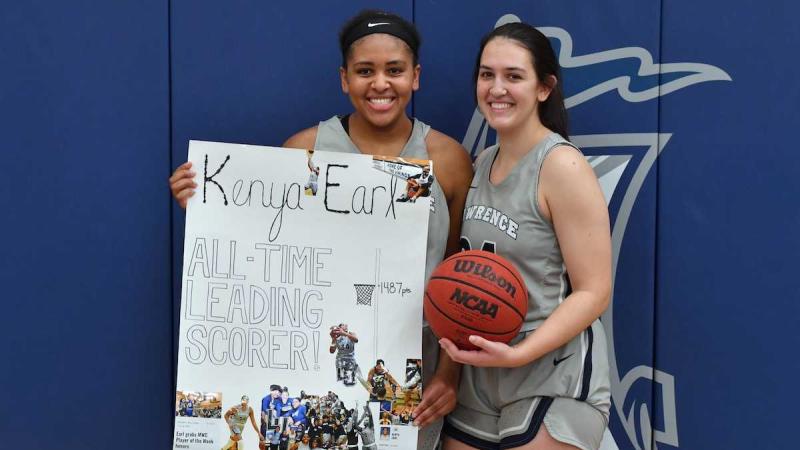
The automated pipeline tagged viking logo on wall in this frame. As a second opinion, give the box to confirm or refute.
[462,14,731,450]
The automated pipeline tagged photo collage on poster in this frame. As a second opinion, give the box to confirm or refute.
[252,340,422,449]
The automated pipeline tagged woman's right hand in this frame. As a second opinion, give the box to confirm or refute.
[169,161,197,209]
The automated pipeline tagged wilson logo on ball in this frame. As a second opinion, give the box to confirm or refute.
[450,287,499,318]
[453,259,517,298]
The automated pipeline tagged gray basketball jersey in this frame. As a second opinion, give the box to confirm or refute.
[229,405,249,434]
[462,133,577,331]
[314,116,449,282]
[458,133,610,413]
[335,335,355,359]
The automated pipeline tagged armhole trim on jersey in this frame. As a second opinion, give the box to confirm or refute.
[531,140,582,225]
[419,119,431,138]
[311,122,324,151]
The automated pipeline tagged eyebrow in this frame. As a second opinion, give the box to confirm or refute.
[352,60,408,67]
[479,65,527,72]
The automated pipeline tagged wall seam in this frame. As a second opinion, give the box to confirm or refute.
[411,0,416,119]
[167,0,177,439]
[652,0,664,448]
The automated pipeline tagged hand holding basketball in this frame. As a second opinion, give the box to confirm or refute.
[439,335,527,368]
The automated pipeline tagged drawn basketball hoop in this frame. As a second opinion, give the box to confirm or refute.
[353,284,376,306]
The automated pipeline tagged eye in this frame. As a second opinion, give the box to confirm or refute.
[507,73,523,81]
[387,67,404,76]
[355,68,372,76]
[479,71,493,79]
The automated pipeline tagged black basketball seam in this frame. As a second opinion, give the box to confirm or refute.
[445,251,527,291]
[425,292,519,335]
[428,276,526,321]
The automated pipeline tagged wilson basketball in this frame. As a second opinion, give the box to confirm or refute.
[424,250,528,350]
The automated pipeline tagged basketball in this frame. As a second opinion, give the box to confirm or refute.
[424,250,528,350]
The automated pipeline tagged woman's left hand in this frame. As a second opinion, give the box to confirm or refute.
[439,336,528,368]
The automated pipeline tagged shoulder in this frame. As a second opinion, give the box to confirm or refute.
[423,128,473,191]
[539,144,599,209]
[283,126,319,149]
[541,144,592,181]
[424,129,472,169]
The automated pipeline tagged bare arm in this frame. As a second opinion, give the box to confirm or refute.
[342,330,358,343]
[413,130,473,426]
[425,130,474,257]
[283,126,318,150]
[249,407,264,440]
[514,145,611,361]
[412,349,460,427]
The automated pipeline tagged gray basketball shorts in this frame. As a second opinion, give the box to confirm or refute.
[443,321,610,450]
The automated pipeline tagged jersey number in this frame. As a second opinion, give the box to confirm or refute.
[459,237,496,254]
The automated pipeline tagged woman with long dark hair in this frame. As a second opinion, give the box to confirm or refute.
[439,23,612,450]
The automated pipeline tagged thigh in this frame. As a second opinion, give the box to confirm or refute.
[443,435,495,450]
[509,425,579,450]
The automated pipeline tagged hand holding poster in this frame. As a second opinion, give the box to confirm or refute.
[173,141,432,450]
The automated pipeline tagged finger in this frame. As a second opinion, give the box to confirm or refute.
[439,338,469,364]
[414,400,443,426]
[169,167,196,183]
[467,335,498,352]
[175,188,196,201]
[438,338,459,357]
[171,178,198,193]
[414,395,454,427]
[414,389,436,414]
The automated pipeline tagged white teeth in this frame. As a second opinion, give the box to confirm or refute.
[491,102,512,109]
[369,98,393,104]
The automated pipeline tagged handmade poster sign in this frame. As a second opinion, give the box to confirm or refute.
[173,141,431,450]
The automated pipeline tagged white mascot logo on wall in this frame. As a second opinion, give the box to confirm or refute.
[461,14,731,450]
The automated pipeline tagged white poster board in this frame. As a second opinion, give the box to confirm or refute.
[173,141,431,450]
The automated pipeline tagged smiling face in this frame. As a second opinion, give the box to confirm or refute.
[340,33,420,129]
[476,37,553,135]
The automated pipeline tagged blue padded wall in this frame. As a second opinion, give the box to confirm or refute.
[657,1,800,449]
[0,1,172,449]
[2,1,798,449]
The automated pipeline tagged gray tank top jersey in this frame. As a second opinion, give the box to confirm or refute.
[462,133,577,331]
[229,405,249,433]
[458,133,610,412]
[314,116,450,282]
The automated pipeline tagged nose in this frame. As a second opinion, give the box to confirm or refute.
[371,73,390,91]
[489,81,507,97]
